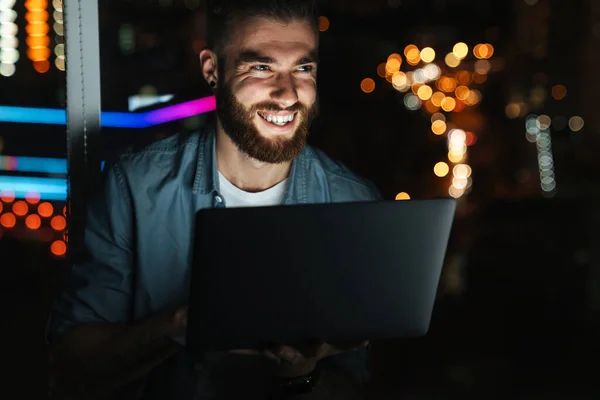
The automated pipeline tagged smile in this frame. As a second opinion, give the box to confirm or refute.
[257,111,296,126]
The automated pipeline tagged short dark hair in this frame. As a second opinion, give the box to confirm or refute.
[207,0,320,57]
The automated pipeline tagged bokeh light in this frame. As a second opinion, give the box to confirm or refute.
[420,47,435,63]
[318,16,330,32]
[434,162,450,177]
[360,78,375,93]
[26,214,41,230]
[569,116,584,132]
[38,201,54,218]
[432,120,447,135]
[395,192,411,200]
[51,240,67,257]
[453,42,469,60]
[551,84,567,100]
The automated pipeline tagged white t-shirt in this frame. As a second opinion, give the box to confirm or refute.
[218,171,288,207]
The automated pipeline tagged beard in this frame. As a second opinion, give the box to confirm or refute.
[215,83,318,164]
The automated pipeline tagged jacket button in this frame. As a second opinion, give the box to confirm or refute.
[215,196,223,203]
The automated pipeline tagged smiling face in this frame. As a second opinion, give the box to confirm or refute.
[210,17,319,164]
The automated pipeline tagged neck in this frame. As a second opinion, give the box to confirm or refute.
[215,122,292,193]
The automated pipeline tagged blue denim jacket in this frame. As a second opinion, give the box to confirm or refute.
[48,122,381,398]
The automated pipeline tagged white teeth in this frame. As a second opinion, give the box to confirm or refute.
[259,112,295,126]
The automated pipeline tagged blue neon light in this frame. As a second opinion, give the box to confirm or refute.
[0,156,67,174]
[0,176,67,201]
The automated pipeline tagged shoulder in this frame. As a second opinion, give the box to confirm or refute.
[115,131,201,167]
[302,145,381,202]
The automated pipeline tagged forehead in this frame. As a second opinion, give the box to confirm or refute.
[224,17,318,59]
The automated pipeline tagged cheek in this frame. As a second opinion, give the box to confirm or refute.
[298,82,317,105]
[234,80,271,107]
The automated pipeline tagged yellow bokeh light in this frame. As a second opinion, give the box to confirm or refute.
[392,71,408,88]
[441,97,457,112]
[420,47,435,63]
[448,151,465,163]
[453,164,472,179]
[431,120,447,135]
[417,85,433,100]
[434,162,450,177]
[455,85,470,101]
[395,192,411,200]
[431,91,446,107]
[453,42,469,59]
[360,78,375,93]
[445,52,460,68]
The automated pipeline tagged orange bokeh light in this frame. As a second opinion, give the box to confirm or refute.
[431,91,446,107]
[63,206,67,217]
[441,97,457,112]
[360,78,376,93]
[318,16,330,32]
[38,202,54,218]
[51,215,67,231]
[26,36,50,47]
[26,214,42,230]
[25,10,49,22]
[25,23,50,36]
[51,240,67,257]
[27,47,51,61]
[12,201,28,217]
[0,213,16,228]
[33,60,50,73]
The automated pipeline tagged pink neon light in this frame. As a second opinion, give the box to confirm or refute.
[145,96,216,125]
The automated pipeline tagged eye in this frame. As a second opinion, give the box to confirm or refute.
[297,65,314,73]
[252,65,270,72]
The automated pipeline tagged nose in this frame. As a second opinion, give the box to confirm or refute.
[270,73,299,109]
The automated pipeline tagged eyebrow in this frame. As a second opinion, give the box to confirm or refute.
[235,50,319,67]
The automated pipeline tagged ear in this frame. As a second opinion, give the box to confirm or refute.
[200,49,219,88]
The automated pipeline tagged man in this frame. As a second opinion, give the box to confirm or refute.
[47,0,381,398]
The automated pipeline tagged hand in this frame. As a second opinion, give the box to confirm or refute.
[231,340,369,378]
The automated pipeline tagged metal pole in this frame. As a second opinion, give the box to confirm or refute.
[63,0,102,257]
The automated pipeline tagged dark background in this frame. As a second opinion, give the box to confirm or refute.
[2,0,600,398]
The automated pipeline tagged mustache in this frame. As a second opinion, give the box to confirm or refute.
[250,102,306,113]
